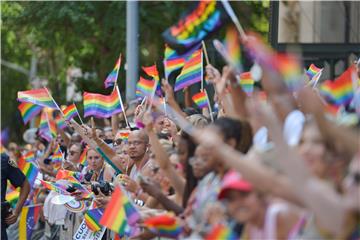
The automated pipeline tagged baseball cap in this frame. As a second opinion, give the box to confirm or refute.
[218,170,253,199]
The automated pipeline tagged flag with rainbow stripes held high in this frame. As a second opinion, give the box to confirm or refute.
[83,89,122,118]
[192,91,208,109]
[38,111,52,142]
[104,55,121,89]
[223,26,242,69]
[23,151,36,163]
[18,156,39,186]
[136,77,156,99]
[306,63,322,80]
[17,88,58,109]
[164,45,185,79]
[320,65,356,106]
[142,65,160,81]
[62,104,77,121]
[55,115,67,130]
[239,72,255,95]
[175,49,203,92]
[18,102,43,125]
[79,147,88,166]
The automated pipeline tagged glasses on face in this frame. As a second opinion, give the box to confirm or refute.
[189,156,205,166]
[113,139,122,147]
[128,141,144,146]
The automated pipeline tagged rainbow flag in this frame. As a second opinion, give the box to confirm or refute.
[306,63,322,80]
[18,157,39,186]
[162,0,226,52]
[136,77,156,98]
[55,115,66,130]
[320,65,356,106]
[205,224,238,240]
[63,104,77,121]
[99,187,128,235]
[19,205,41,240]
[85,208,104,232]
[40,179,69,195]
[192,91,208,109]
[6,189,19,208]
[274,53,303,91]
[224,26,241,68]
[51,144,63,166]
[23,151,36,163]
[164,45,185,78]
[79,147,88,166]
[48,119,57,139]
[17,88,57,109]
[18,102,43,125]
[105,55,121,89]
[143,214,182,238]
[83,90,122,118]
[38,111,52,142]
[175,49,202,91]
[56,169,83,181]
[239,72,254,95]
[119,132,129,142]
[142,65,159,81]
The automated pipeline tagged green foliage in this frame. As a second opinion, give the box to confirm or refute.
[1,1,269,142]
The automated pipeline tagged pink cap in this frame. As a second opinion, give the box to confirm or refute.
[218,170,253,199]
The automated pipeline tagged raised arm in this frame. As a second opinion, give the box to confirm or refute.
[143,111,186,199]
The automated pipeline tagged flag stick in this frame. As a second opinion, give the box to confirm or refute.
[312,69,323,89]
[201,50,204,91]
[204,89,214,122]
[115,86,130,129]
[73,102,84,125]
[44,87,64,117]
[221,0,247,40]
[201,41,210,65]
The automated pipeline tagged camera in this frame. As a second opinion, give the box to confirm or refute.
[91,181,114,196]
[84,170,94,182]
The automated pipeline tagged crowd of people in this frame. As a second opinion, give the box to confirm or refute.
[2,37,360,240]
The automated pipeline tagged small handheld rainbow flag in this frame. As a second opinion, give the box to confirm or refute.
[18,157,39,186]
[56,169,83,181]
[99,187,128,235]
[306,63,322,80]
[63,104,77,121]
[223,26,242,69]
[105,55,121,89]
[136,77,156,98]
[79,147,88,166]
[38,111,52,142]
[239,72,254,95]
[83,90,122,118]
[320,65,356,106]
[17,88,58,109]
[48,119,57,139]
[6,189,19,208]
[205,224,238,240]
[85,208,104,232]
[164,45,185,79]
[119,132,129,142]
[274,53,304,91]
[175,49,203,92]
[50,144,63,166]
[55,115,66,130]
[23,151,36,163]
[142,65,159,81]
[143,213,182,238]
[192,91,208,109]
[18,102,43,125]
